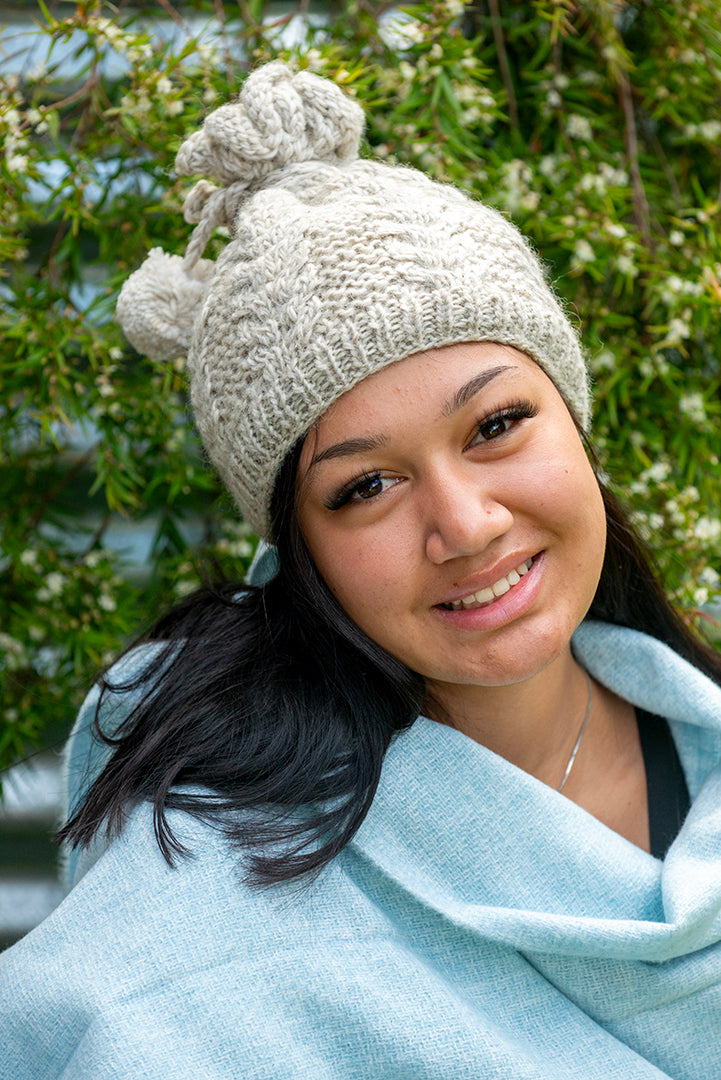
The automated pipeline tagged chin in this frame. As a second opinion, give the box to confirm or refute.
[421,614,583,690]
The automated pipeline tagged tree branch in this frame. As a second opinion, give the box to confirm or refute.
[617,70,653,250]
[488,0,518,130]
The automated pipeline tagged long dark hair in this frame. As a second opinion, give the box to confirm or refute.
[57,440,721,886]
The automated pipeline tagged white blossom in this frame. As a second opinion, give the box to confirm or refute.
[98,593,117,612]
[679,392,706,422]
[646,460,671,483]
[0,633,28,671]
[578,70,603,86]
[455,83,477,104]
[26,61,47,81]
[573,239,595,263]
[304,49,324,72]
[693,587,709,607]
[616,255,638,277]
[461,107,481,125]
[20,549,38,566]
[5,152,29,172]
[665,317,691,346]
[399,19,425,43]
[43,571,65,596]
[699,120,721,141]
[539,154,561,179]
[695,517,721,542]
[3,107,22,128]
[593,349,616,371]
[665,498,685,526]
[669,229,685,246]
[126,44,153,63]
[566,114,593,140]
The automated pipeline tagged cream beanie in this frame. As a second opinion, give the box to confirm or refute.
[117,61,590,539]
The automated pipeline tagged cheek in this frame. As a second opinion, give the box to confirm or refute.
[554,459,607,567]
[523,451,606,561]
[527,444,602,518]
[307,522,413,631]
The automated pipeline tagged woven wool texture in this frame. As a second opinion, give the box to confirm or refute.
[116,61,589,538]
[5,622,721,1078]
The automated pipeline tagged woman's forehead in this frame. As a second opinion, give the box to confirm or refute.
[297,343,547,474]
[316,343,537,424]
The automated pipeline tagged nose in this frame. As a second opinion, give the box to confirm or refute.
[423,468,514,565]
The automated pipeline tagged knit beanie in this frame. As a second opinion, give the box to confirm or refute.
[117,60,590,539]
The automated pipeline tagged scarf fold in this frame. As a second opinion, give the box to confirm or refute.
[2,621,721,1080]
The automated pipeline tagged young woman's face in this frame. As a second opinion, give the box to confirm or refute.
[297,342,606,691]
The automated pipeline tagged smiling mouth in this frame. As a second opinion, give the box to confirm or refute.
[439,557,535,611]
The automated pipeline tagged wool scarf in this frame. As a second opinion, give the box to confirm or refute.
[2,621,721,1080]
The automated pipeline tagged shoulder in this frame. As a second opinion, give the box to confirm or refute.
[0,800,379,1079]
[61,641,171,887]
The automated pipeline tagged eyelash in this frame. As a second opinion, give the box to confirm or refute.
[324,397,539,511]
[325,471,387,511]
[467,397,539,448]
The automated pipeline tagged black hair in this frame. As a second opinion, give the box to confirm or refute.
[57,438,721,886]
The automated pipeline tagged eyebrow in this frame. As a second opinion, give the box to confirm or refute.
[441,365,514,416]
[307,364,516,470]
[308,432,389,469]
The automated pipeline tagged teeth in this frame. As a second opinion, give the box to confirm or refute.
[448,558,533,611]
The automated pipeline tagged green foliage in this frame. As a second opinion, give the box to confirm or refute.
[1,0,720,770]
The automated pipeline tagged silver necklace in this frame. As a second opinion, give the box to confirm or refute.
[557,671,592,793]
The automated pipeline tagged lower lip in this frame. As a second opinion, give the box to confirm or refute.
[433,553,544,632]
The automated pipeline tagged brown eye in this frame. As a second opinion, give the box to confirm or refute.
[476,416,512,441]
[355,475,385,499]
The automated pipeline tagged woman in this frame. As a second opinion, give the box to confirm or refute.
[2,61,721,1079]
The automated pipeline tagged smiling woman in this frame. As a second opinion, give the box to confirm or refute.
[2,61,721,1080]
[297,344,606,691]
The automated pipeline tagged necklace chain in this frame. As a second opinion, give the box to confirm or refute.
[557,671,592,793]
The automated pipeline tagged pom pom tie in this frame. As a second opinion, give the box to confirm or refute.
[116,249,215,362]
[116,61,364,366]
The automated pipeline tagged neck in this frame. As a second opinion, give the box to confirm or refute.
[423,648,591,789]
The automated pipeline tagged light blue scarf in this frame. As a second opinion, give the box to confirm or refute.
[2,621,721,1080]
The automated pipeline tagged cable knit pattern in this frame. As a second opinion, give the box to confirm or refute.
[116,61,590,538]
